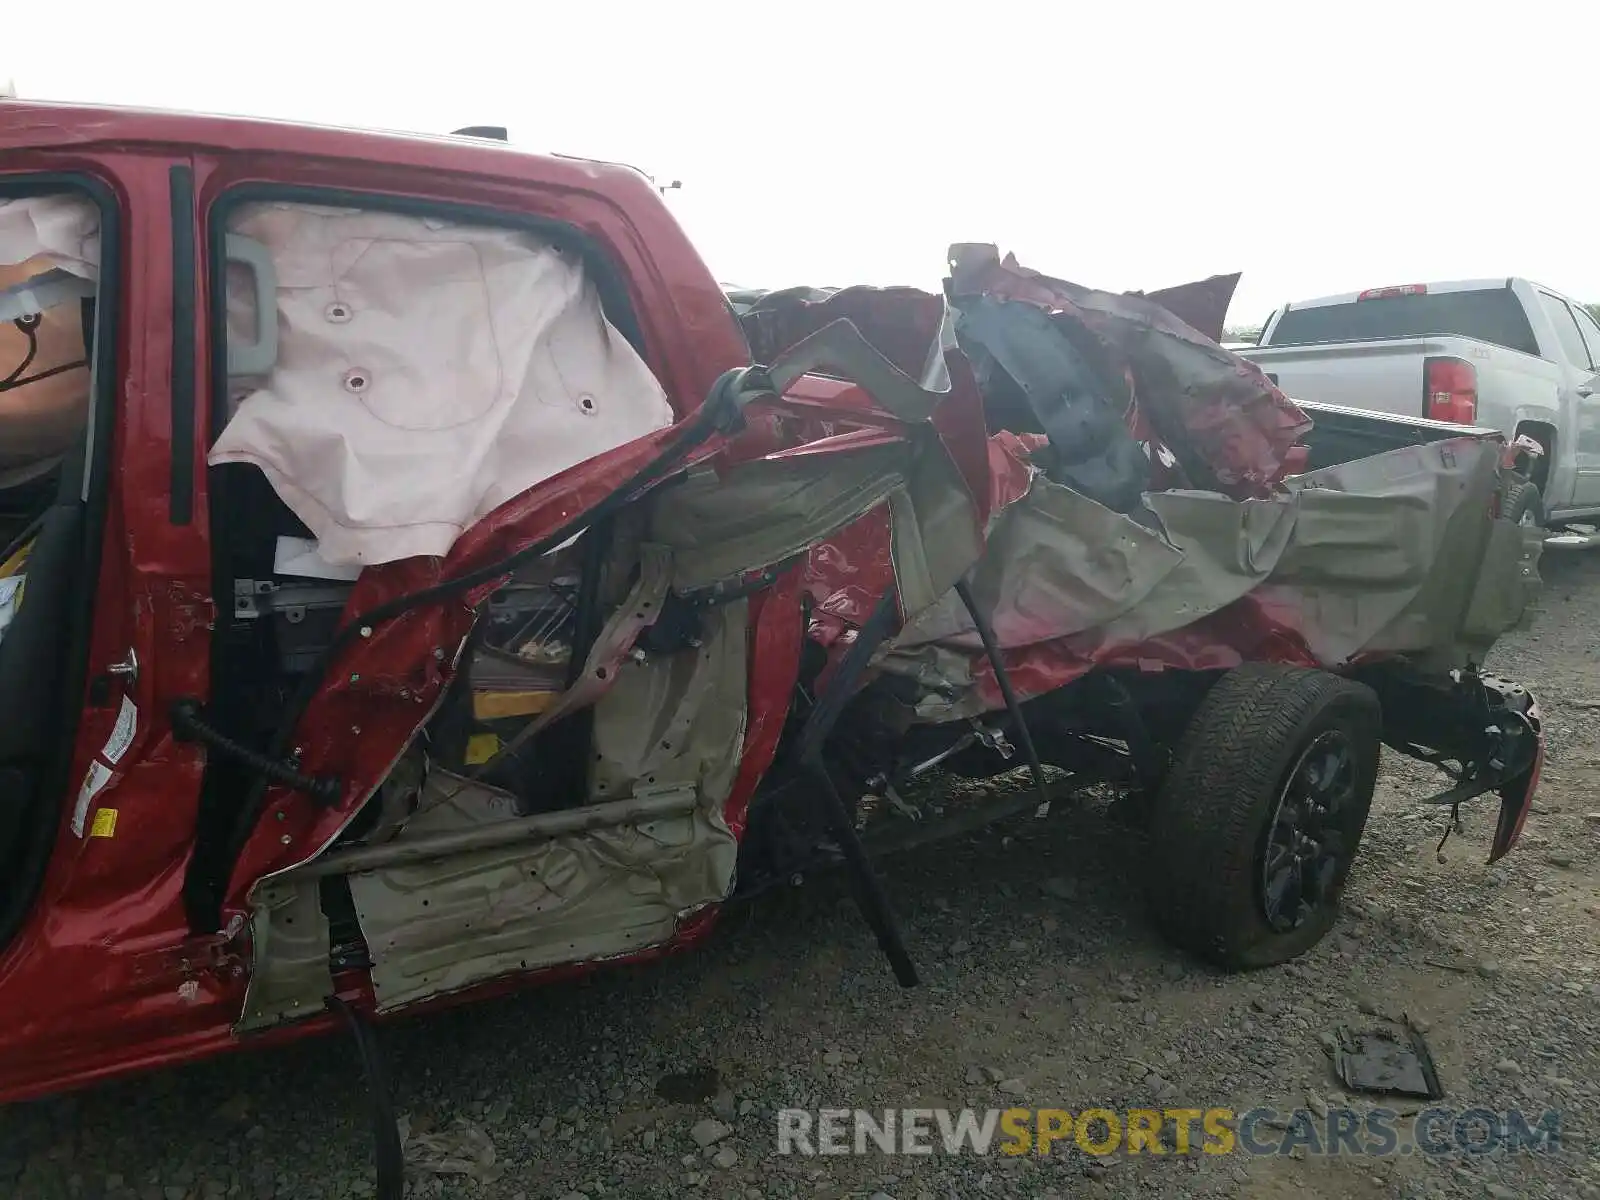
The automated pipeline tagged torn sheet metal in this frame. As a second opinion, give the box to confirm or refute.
[1460,515,1544,651]
[652,428,981,618]
[589,599,749,809]
[727,254,1536,724]
[1333,1022,1445,1100]
[951,293,1149,513]
[475,542,675,768]
[723,290,995,526]
[880,433,1528,721]
[347,781,725,1013]
[808,516,894,643]
[652,443,916,595]
[1137,272,1241,344]
[762,316,951,422]
[351,600,747,1013]
[241,600,749,1025]
[729,285,947,384]
[888,473,1185,654]
[237,873,334,1032]
[209,202,675,567]
[946,243,1310,498]
[1259,435,1505,665]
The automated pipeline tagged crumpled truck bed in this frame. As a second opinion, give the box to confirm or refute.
[720,245,1542,724]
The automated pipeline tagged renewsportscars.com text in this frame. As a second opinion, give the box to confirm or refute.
[776,1106,1563,1158]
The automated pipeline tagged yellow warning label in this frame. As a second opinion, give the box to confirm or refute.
[465,733,502,766]
[473,689,558,721]
[89,808,118,838]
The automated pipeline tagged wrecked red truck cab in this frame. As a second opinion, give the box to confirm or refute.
[0,102,1544,1129]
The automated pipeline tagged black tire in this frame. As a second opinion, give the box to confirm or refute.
[1498,477,1544,529]
[1147,663,1380,970]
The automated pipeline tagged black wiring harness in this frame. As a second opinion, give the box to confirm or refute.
[1,313,87,393]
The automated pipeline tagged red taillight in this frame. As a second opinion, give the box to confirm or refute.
[1424,355,1477,425]
[1490,736,1542,863]
[1357,284,1428,300]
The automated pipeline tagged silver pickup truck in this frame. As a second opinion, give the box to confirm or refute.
[1241,279,1600,541]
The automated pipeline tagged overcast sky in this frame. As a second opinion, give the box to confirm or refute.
[7,1,1595,326]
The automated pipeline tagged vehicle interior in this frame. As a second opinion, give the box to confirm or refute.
[0,186,113,946]
[189,195,754,1021]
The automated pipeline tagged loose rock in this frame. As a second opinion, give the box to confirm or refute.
[690,1119,732,1148]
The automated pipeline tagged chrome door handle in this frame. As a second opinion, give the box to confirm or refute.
[105,647,139,685]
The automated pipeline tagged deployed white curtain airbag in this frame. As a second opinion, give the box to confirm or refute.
[209,204,675,566]
[0,195,100,278]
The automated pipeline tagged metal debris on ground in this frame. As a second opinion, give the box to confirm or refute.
[399,1114,503,1181]
[1330,1018,1445,1100]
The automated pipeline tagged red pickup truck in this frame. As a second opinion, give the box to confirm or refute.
[0,103,1544,1182]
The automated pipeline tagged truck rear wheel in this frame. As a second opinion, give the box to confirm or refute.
[1147,663,1380,969]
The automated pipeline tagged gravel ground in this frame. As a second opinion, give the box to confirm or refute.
[4,554,1599,1200]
